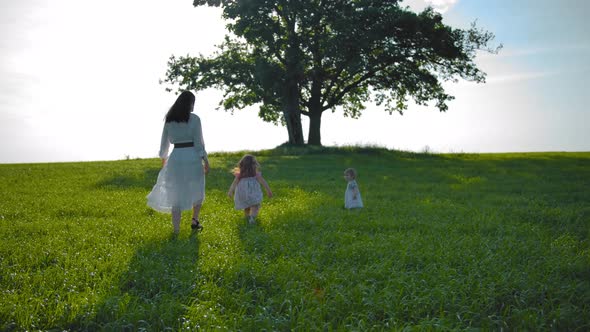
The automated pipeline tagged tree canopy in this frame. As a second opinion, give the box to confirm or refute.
[164,0,500,145]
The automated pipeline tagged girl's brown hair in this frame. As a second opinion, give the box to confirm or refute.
[344,168,357,179]
[234,154,260,178]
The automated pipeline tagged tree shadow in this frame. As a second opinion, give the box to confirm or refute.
[94,167,161,191]
[183,188,356,330]
[172,151,590,329]
[72,234,201,331]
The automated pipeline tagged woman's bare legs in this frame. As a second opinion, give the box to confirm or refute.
[244,207,251,218]
[192,203,202,221]
[191,201,204,230]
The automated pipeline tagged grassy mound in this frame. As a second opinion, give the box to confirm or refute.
[1,147,589,330]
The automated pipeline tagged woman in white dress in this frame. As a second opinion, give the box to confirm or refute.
[147,91,209,234]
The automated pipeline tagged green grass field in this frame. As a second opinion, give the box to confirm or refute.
[1,147,589,331]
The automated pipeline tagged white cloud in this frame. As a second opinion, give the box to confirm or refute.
[485,44,590,59]
[486,70,559,84]
[425,0,458,13]
[402,0,459,14]
[486,67,590,84]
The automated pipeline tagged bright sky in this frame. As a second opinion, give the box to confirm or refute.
[1,0,589,163]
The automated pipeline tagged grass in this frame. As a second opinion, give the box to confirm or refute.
[0,147,589,331]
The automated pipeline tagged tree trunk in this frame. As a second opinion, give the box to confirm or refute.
[283,29,304,145]
[307,77,323,146]
[307,111,322,145]
[283,66,304,145]
[283,95,304,145]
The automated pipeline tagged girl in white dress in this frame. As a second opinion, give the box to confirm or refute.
[227,154,273,224]
[344,168,363,209]
[147,91,210,234]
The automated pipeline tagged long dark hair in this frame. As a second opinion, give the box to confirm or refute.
[165,91,195,123]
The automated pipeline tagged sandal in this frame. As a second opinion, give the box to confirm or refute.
[191,218,203,231]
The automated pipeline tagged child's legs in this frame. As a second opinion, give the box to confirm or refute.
[171,207,181,233]
[249,204,261,217]
[243,207,250,217]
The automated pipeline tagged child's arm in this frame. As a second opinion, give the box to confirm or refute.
[350,182,358,200]
[256,173,273,197]
[227,175,239,198]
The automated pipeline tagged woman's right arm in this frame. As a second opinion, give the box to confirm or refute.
[192,115,209,174]
[158,124,170,165]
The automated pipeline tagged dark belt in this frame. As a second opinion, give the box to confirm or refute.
[174,142,194,148]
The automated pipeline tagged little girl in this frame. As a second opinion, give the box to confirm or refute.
[227,154,273,223]
[344,168,363,209]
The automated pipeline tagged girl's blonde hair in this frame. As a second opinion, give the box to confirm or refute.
[233,154,260,178]
[344,168,357,179]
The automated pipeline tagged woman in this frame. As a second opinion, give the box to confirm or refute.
[147,91,209,234]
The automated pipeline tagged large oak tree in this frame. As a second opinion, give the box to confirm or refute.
[164,0,500,145]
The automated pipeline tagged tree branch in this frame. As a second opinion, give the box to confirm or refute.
[324,70,376,111]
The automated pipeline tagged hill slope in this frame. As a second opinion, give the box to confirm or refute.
[1,148,589,330]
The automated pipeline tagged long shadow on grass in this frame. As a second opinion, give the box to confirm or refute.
[94,167,161,190]
[190,187,388,330]
[191,151,590,329]
[95,166,236,193]
[72,234,201,330]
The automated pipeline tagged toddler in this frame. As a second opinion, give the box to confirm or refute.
[344,168,363,209]
[228,154,273,223]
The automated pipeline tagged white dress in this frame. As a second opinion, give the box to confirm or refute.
[345,180,363,209]
[147,113,207,213]
[233,174,263,210]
